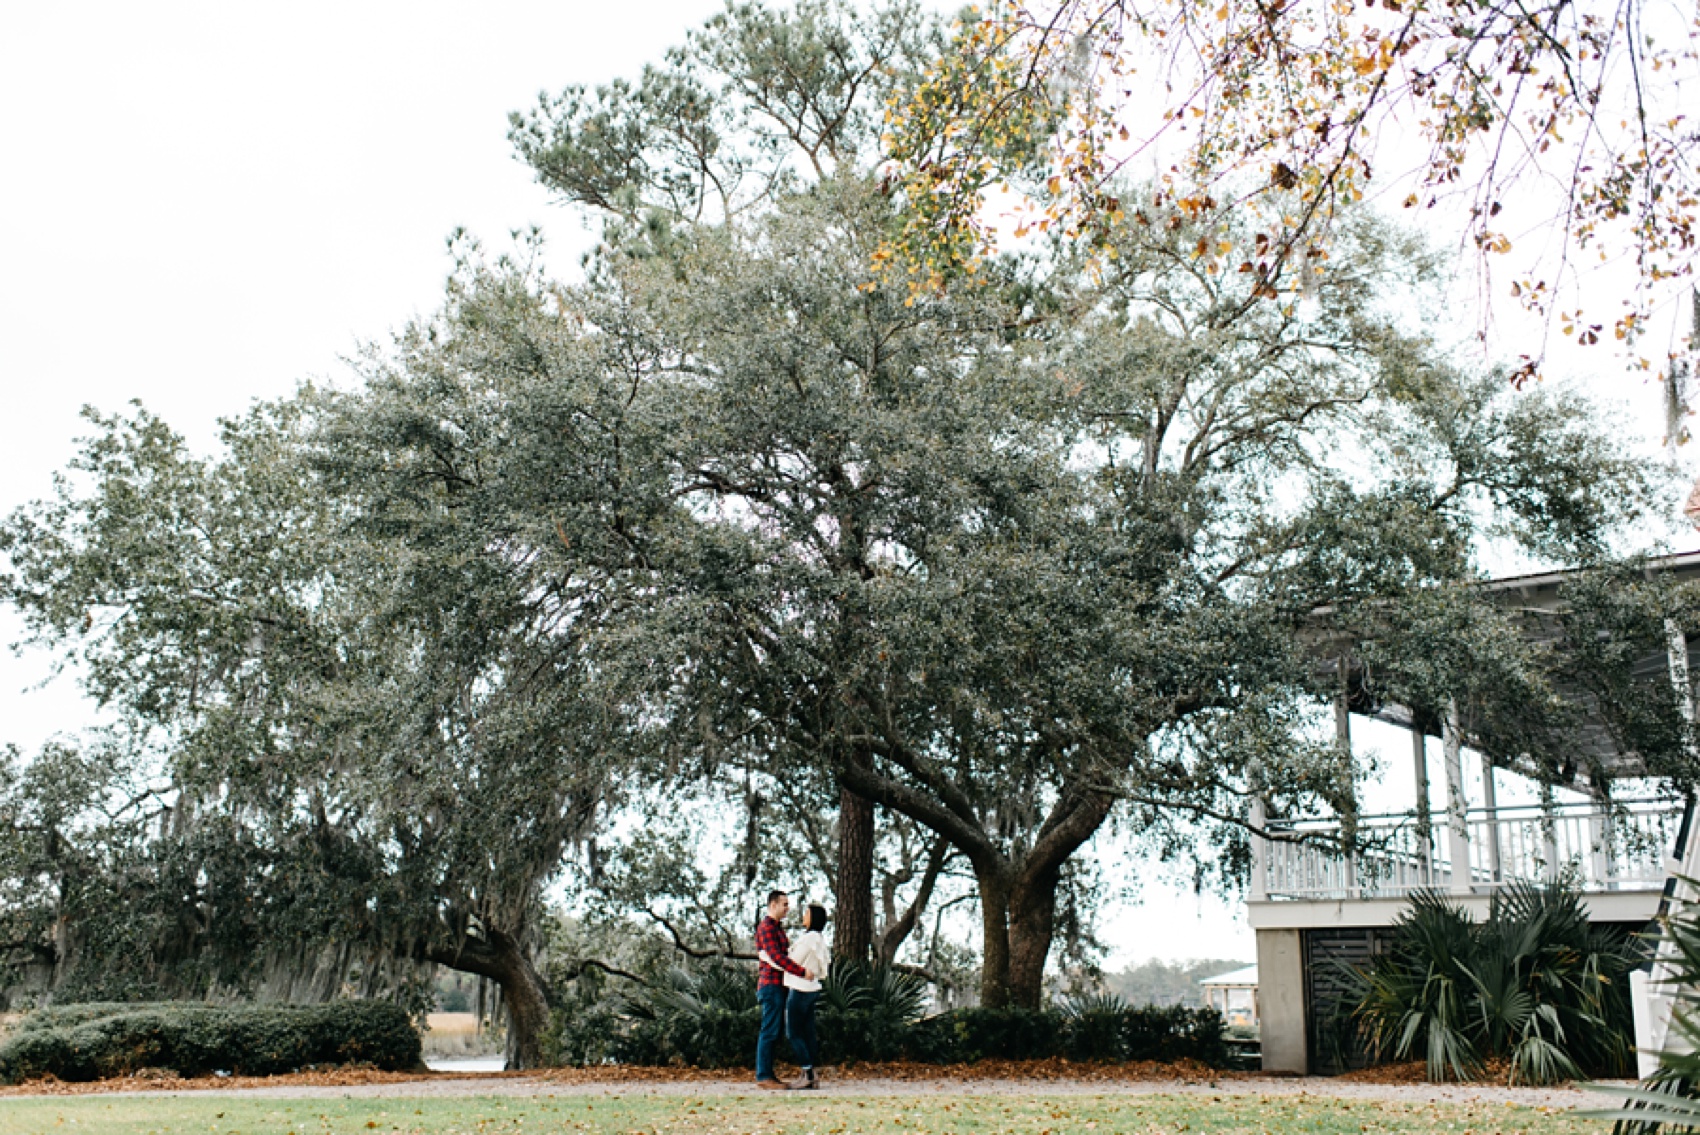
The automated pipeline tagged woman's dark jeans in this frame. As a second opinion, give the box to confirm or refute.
[786,988,822,1068]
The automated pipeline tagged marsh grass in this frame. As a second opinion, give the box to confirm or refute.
[421,1013,501,1059]
[0,1091,1593,1135]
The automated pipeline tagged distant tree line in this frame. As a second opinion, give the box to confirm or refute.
[1100,959,1249,1009]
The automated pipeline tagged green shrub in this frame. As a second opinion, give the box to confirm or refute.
[553,956,1233,1070]
[12,1002,172,1033]
[1353,882,1636,1084]
[0,1000,421,1083]
[817,961,930,1064]
[1060,993,1127,1061]
[1120,1004,1230,1065]
[608,960,761,1068]
[542,1001,624,1066]
[936,1006,1063,1062]
[814,1007,909,1063]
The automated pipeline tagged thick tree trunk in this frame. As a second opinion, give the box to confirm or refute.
[974,792,1116,1010]
[1006,867,1061,1010]
[423,928,553,1070]
[834,756,1116,1012]
[492,937,553,1070]
[976,869,1013,1008]
[833,783,876,964]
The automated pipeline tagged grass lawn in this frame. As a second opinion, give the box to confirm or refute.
[0,1092,1599,1135]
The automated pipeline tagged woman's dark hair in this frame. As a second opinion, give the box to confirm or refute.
[806,904,829,932]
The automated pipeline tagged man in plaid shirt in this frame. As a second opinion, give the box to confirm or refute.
[754,890,813,1088]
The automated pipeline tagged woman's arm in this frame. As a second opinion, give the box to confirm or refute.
[805,934,830,977]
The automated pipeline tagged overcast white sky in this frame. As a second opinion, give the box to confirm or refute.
[1,2,1693,973]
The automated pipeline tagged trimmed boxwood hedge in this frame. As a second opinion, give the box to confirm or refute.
[589,1003,1228,1070]
[899,1004,1227,1067]
[0,1000,421,1083]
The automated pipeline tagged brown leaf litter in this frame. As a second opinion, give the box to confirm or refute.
[0,1057,1247,1096]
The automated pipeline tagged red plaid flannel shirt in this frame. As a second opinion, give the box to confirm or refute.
[755,916,808,987]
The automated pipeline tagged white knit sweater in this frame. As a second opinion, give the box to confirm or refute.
[784,929,830,992]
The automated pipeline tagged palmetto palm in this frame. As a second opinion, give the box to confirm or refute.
[1355,883,1634,1085]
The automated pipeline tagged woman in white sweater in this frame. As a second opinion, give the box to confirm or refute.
[784,904,830,1089]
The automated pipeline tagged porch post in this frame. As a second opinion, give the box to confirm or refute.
[1666,618,1697,899]
[1480,753,1502,883]
[1442,699,1473,895]
[1412,724,1434,883]
[1668,619,1696,726]
[1588,779,1614,889]
[1249,796,1269,901]
[1539,779,1560,883]
[1336,690,1358,898]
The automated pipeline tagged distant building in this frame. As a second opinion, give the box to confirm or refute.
[1199,964,1258,1027]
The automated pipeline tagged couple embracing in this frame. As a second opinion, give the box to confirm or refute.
[753,889,830,1090]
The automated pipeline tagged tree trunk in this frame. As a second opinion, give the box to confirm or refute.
[424,928,553,1070]
[1006,867,1061,1011]
[493,937,553,1070]
[833,783,876,964]
[976,868,1013,1008]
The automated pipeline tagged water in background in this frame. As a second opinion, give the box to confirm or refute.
[426,1055,507,1073]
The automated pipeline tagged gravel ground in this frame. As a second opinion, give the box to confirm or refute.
[3,1072,1621,1110]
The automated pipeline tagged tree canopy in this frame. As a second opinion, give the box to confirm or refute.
[0,0,1691,1045]
[882,0,1700,386]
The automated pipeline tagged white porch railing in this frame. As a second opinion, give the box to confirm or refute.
[1257,798,1684,901]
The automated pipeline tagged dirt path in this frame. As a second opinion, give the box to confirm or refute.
[1,1071,1619,1111]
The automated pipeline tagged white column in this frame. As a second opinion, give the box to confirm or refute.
[1442,699,1473,894]
[1412,724,1434,883]
[1249,796,1269,901]
[1588,780,1614,888]
[1539,779,1560,883]
[1480,752,1502,884]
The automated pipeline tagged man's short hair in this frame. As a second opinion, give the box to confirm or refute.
[766,889,788,907]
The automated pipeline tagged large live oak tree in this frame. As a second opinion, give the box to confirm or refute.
[0,0,1681,1026]
[351,164,1666,1007]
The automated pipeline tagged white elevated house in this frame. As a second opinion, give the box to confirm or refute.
[1250,552,1700,1075]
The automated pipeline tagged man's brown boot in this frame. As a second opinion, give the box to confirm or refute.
[757,1079,790,1091]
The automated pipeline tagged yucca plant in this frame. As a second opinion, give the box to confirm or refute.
[643,958,759,1018]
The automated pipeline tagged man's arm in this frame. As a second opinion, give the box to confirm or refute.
[755,920,809,978]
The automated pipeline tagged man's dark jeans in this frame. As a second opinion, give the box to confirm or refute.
[786,988,821,1068]
[755,984,788,1081]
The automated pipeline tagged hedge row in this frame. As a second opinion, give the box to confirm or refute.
[567,1003,1229,1069]
[0,1000,421,1083]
